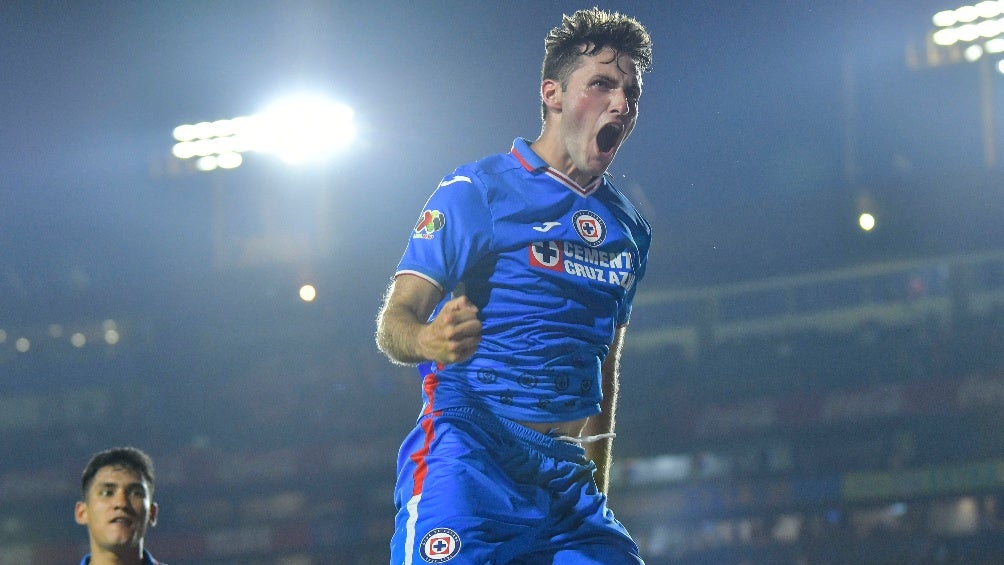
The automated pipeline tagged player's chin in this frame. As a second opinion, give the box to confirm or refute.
[589,152,617,174]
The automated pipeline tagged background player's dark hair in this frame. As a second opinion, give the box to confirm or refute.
[541,7,653,121]
[80,446,156,500]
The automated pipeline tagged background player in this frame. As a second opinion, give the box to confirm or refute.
[75,446,165,565]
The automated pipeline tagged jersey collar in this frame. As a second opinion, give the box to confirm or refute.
[510,138,603,197]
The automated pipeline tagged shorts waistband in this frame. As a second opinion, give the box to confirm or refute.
[435,406,587,463]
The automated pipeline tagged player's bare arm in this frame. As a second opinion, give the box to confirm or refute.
[376,274,482,365]
[584,325,626,494]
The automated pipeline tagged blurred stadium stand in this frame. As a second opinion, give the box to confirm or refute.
[1,249,1003,564]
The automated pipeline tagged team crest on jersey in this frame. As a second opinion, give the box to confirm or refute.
[573,210,606,247]
[420,527,461,562]
[413,209,446,239]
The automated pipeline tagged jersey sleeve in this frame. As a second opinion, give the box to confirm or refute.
[395,172,493,293]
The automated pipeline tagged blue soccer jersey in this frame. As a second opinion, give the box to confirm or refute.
[395,137,651,423]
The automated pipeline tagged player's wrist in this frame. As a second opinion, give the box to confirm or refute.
[414,324,439,363]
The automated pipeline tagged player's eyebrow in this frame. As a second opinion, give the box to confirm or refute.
[97,480,147,492]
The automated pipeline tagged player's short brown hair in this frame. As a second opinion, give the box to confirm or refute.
[541,7,653,120]
[80,446,156,500]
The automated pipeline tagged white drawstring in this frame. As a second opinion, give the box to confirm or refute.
[554,432,616,444]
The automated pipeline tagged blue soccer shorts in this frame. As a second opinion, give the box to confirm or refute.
[390,406,644,564]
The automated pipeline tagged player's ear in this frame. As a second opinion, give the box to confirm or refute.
[541,79,562,114]
[148,501,159,527]
[74,501,89,526]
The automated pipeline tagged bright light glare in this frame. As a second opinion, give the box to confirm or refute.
[173,123,197,142]
[965,44,985,61]
[858,212,876,232]
[299,284,317,302]
[958,23,982,42]
[217,152,243,169]
[196,156,218,172]
[933,28,959,45]
[929,0,1004,45]
[978,18,1004,37]
[987,37,1004,51]
[172,95,355,171]
[977,0,1003,19]
[71,333,86,348]
[957,5,980,23]
[934,10,958,27]
[255,96,356,165]
[172,141,196,159]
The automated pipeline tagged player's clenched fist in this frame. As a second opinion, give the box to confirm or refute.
[419,296,482,364]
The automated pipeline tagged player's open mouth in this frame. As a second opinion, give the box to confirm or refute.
[596,123,622,154]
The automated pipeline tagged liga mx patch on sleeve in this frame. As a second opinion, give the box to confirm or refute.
[413,209,446,240]
[420,527,461,562]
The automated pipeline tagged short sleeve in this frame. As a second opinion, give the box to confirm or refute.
[395,172,493,293]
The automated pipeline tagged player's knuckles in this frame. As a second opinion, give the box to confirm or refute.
[441,325,464,341]
[439,309,475,327]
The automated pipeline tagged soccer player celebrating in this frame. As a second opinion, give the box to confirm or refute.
[377,8,653,564]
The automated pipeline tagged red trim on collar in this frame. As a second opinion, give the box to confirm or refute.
[511,146,601,197]
[511,146,538,173]
[544,168,601,197]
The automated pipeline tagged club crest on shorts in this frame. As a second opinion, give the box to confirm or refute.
[573,210,606,247]
[420,527,461,562]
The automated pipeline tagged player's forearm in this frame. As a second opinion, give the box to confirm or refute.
[376,304,431,365]
[585,386,617,493]
[587,328,625,493]
[584,419,614,493]
[585,388,616,493]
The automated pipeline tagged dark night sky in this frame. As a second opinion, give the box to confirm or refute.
[1,1,1001,328]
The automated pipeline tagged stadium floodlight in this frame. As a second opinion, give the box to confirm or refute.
[928,2,1004,57]
[914,3,1004,167]
[966,44,986,62]
[171,94,356,172]
[933,2,1004,27]
[858,212,876,232]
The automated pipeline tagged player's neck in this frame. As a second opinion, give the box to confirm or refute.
[88,545,145,565]
[529,132,595,188]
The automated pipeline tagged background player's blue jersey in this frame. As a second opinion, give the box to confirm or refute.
[396,137,651,423]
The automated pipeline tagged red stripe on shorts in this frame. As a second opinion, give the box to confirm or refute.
[409,365,443,497]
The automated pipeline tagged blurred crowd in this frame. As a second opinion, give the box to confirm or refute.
[1,253,1003,564]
